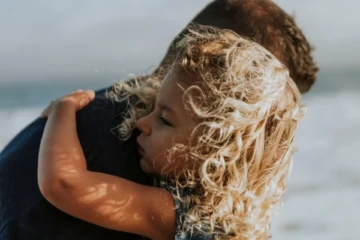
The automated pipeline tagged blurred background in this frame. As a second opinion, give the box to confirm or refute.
[0,1,359,239]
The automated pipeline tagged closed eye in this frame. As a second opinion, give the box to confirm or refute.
[158,116,172,127]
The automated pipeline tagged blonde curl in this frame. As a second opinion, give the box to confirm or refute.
[109,25,305,239]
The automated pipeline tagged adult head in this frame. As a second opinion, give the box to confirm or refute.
[159,0,319,93]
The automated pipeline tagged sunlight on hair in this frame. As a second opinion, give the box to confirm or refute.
[109,25,305,239]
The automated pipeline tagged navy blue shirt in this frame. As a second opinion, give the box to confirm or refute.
[0,88,152,240]
[0,87,216,240]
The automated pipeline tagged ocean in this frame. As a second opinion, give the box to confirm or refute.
[1,70,359,239]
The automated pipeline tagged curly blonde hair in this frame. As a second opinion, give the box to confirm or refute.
[108,25,305,239]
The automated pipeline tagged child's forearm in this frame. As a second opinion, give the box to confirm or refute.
[37,92,175,239]
[38,101,87,191]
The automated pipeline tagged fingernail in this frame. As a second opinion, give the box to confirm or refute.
[85,90,95,99]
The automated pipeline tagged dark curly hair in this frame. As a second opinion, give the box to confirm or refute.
[159,0,319,93]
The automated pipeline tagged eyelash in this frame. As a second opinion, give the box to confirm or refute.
[158,116,172,126]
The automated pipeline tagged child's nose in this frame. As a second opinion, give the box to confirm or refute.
[136,116,151,136]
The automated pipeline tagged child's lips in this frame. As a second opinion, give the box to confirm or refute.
[138,146,145,156]
[137,138,145,156]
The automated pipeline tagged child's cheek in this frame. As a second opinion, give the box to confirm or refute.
[151,153,169,175]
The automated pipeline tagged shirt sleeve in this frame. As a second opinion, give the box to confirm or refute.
[173,196,214,240]
[158,180,214,240]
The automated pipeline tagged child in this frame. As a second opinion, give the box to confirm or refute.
[38,26,304,240]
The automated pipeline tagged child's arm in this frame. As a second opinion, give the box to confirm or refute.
[38,90,175,240]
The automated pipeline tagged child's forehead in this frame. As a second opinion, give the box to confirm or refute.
[167,65,202,85]
[157,70,199,121]
[159,68,203,104]
[158,71,187,103]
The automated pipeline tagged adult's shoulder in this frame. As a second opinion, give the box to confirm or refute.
[0,85,151,240]
[75,86,151,184]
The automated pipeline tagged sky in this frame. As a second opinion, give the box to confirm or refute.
[0,0,358,83]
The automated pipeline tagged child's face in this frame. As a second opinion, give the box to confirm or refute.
[136,68,195,176]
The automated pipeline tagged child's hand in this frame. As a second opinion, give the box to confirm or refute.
[41,89,95,118]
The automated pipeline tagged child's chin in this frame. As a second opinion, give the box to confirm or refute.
[139,157,154,174]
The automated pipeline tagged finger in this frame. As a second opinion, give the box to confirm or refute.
[66,89,83,98]
[78,96,90,108]
[76,90,95,110]
[56,90,94,111]
[84,90,95,100]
